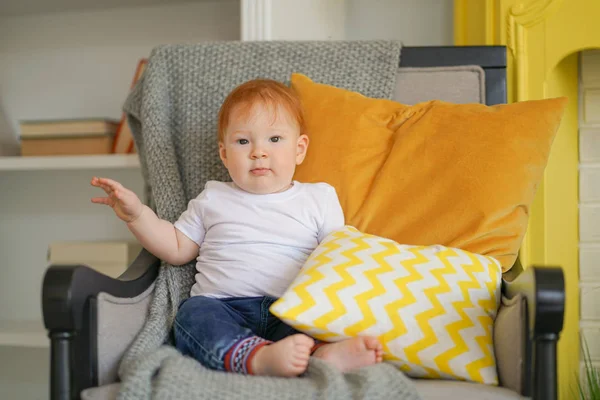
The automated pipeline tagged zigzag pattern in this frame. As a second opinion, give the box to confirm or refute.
[381,245,426,373]
[271,226,502,384]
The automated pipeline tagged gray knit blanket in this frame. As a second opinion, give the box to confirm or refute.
[117,41,421,400]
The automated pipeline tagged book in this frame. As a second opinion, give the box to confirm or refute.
[21,135,114,156]
[19,118,119,139]
[113,58,148,154]
[48,241,143,278]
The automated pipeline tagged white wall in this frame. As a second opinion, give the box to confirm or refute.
[0,346,48,399]
[266,0,453,44]
[270,0,346,40]
[345,0,454,44]
[0,0,240,153]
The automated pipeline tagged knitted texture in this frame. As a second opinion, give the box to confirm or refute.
[116,41,419,400]
[115,347,422,400]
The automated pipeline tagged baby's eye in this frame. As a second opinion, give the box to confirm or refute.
[237,139,249,145]
[270,136,282,143]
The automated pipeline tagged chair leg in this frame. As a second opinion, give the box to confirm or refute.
[534,334,558,400]
[49,331,73,400]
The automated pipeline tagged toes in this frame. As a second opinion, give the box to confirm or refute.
[294,334,315,348]
[298,342,314,351]
[363,336,382,351]
[294,352,310,362]
[291,358,310,374]
[293,358,309,368]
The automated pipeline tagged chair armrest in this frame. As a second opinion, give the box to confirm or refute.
[42,248,160,400]
[43,248,160,331]
[501,263,565,400]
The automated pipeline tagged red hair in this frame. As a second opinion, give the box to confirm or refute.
[217,79,304,142]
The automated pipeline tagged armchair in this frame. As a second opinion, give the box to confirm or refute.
[42,45,565,400]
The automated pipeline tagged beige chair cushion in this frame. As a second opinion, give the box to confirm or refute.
[494,294,526,393]
[393,66,485,105]
[413,380,525,400]
[96,282,155,385]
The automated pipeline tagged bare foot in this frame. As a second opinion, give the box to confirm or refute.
[312,336,383,372]
[251,334,315,377]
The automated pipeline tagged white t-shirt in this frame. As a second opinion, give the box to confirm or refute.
[174,180,344,298]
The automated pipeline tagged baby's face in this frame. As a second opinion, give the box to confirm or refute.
[219,102,308,194]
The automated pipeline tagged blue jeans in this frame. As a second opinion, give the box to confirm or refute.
[174,295,300,373]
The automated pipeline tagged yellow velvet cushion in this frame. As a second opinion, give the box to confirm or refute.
[292,73,567,271]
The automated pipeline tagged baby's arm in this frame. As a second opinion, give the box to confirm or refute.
[91,177,198,265]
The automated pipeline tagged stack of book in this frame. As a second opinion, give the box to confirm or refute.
[19,118,119,156]
[47,240,143,278]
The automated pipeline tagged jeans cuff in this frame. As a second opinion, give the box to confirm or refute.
[224,336,271,374]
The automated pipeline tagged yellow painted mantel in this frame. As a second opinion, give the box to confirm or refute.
[455,0,600,397]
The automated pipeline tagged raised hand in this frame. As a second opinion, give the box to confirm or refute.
[91,177,144,223]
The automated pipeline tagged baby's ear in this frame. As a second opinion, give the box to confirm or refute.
[218,142,228,166]
[296,134,309,165]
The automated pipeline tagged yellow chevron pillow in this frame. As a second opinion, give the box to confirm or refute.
[270,226,502,384]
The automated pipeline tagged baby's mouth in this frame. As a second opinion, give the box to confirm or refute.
[250,168,271,176]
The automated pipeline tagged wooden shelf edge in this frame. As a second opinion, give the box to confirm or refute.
[0,154,140,171]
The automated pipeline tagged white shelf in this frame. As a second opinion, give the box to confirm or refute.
[0,320,48,348]
[0,154,140,171]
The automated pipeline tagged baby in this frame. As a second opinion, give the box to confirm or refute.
[91,79,383,377]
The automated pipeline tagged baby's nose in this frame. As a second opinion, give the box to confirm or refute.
[251,148,267,159]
